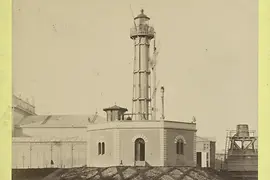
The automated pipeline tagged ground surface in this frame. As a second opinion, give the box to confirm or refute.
[12,168,61,180]
[37,166,231,180]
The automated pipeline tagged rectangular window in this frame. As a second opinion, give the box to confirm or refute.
[204,143,208,150]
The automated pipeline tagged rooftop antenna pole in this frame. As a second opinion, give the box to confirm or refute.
[151,79,160,119]
[150,33,161,120]
[129,5,136,120]
[151,33,157,120]
[129,5,137,32]
[160,86,165,120]
[91,109,99,123]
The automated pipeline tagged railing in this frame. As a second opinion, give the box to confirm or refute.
[226,130,257,137]
[130,25,155,38]
[13,95,35,113]
[14,104,35,115]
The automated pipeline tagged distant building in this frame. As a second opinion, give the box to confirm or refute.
[12,98,106,168]
[196,136,216,168]
[12,95,36,136]
[215,152,225,170]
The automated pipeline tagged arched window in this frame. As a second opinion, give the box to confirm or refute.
[98,142,106,155]
[176,140,184,155]
[175,135,186,155]
[134,138,145,161]
[98,142,101,155]
[102,142,105,155]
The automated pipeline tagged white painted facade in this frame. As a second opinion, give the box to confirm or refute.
[12,111,105,169]
[201,152,207,167]
[12,120,197,169]
[86,120,197,167]
[12,137,86,169]
[196,136,216,168]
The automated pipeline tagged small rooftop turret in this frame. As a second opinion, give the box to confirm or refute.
[103,105,128,122]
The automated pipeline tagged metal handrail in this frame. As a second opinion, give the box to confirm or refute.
[130,25,155,37]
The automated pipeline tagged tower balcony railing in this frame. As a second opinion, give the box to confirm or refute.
[226,130,256,138]
[130,25,155,39]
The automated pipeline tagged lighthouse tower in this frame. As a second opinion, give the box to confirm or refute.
[130,9,155,120]
[87,10,196,168]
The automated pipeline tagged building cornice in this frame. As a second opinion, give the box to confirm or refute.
[87,120,196,131]
[20,125,87,128]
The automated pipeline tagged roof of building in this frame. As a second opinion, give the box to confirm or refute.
[196,136,216,142]
[134,9,150,20]
[17,114,106,128]
[103,105,128,111]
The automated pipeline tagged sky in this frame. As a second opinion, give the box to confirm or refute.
[12,0,258,152]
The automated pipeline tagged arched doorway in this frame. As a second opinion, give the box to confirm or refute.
[134,138,145,161]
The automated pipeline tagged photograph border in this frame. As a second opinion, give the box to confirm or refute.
[0,0,269,179]
[0,0,12,179]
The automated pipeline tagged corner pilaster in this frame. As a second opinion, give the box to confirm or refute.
[163,129,167,165]
[193,132,197,166]
[160,128,164,166]
[114,129,120,165]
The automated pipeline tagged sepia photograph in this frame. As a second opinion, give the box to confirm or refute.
[11,0,258,179]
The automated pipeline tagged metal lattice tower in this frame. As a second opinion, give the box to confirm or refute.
[223,124,258,179]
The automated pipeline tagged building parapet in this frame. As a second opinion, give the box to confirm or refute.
[12,136,86,143]
[20,124,88,128]
[87,120,196,131]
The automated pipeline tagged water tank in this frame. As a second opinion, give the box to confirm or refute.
[236,124,249,137]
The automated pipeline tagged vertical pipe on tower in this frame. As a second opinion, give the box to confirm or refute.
[136,37,141,119]
[132,39,136,119]
[138,37,142,119]
[151,34,156,120]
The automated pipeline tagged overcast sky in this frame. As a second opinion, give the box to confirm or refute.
[13,0,258,151]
